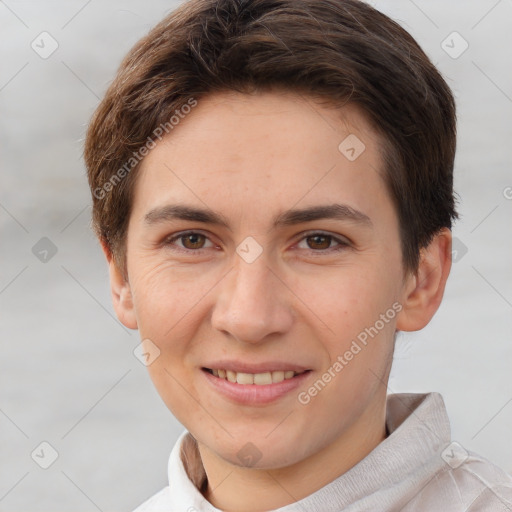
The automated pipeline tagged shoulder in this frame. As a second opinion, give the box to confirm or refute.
[415,447,512,511]
[458,451,512,510]
[132,486,171,512]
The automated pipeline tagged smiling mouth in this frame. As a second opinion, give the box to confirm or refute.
[202,367,310,385]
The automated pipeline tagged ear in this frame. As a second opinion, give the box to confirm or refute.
[101,241,138,330]
[396,228,452,332]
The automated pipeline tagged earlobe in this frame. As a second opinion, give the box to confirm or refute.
[395,228,452,332]
[101,241,138,330]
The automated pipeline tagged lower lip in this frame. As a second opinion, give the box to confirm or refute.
[201,369,312,405]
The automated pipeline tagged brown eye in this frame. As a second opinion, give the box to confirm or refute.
[296,232,349,253]
[181,233,206,249]
[164,231,216,253]
[306,234,333,250]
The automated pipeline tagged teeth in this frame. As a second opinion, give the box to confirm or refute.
[254,372,272,385]
[272,370,284,383]
[210,368,300,385]
[236,372,254,384]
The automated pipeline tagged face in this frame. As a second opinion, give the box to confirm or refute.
[118,90,413,469]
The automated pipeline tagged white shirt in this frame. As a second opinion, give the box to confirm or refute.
[133,393,512,511]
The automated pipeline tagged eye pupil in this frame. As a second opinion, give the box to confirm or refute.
[307,235,331,250]
[183,233,205,249]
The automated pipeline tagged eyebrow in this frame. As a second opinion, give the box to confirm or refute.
[144,203,372,229]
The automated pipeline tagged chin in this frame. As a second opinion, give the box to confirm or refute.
[203,428,309,470]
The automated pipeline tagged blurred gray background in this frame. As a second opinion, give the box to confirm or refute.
[1,0,511,510]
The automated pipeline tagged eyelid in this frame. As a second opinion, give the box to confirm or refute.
[294,230,351,250]
[297,229,350,242]
[163,230,217,251]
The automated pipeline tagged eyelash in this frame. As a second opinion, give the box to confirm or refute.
[163,230,350,254]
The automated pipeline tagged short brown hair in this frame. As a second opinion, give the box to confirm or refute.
[84,0,457,276]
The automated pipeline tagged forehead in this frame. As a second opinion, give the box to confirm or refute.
[131,91,392,228]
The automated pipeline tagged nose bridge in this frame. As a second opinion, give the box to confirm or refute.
[211,252,292,343]
[231,255,272,309]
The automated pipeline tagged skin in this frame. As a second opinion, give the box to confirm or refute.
[104,90,452,511]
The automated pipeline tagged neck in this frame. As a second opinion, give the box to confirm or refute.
[196,398,387,512]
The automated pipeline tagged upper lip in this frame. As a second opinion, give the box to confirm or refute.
[202,360,311,374]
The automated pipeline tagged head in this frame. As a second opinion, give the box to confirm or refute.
[85,0,456,476]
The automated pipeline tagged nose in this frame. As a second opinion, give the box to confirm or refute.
[211,254,294,344]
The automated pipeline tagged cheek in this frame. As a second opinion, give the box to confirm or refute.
[306,266,395,339]
[304,265,398,390]
[128,256,218,383]
[128,259,209,422]
[129,256,208,337]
